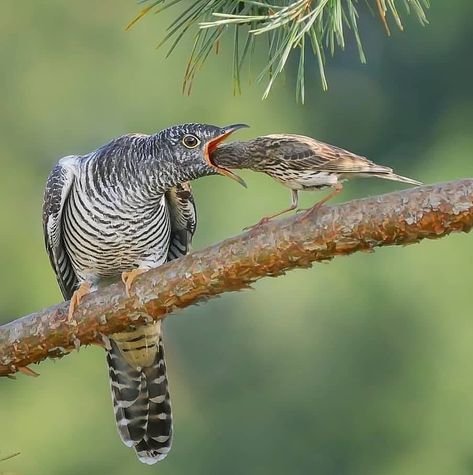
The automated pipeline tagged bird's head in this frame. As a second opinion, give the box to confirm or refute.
[158,123,248,187]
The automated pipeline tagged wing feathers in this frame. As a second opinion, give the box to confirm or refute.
[257,135,421,181]
[165,182,196,262]
[42,155,80,299]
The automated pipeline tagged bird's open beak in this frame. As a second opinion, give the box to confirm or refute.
[204,123,249,188]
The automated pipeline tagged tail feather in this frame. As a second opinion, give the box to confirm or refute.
[371,172,423,186]
[106,322,172,465]
[330,158,422,187]
[354,163,422,186]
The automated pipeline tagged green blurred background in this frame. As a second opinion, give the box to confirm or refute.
[1,1,473,474]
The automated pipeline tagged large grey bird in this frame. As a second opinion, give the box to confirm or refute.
[211,134,422,228]
[42,123,247,464]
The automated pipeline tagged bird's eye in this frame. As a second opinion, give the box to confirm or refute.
[182,134,200,149]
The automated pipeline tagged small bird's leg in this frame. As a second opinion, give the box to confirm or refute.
[122,268,148,297]
[301,183,344,219]
[68,282,92,321]
[243,190,299,231]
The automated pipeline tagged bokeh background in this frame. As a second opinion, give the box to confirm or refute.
[1,1,473,474]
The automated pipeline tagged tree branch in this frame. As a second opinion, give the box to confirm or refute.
[1,179,472,376]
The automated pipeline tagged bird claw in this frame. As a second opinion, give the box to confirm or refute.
[300,184,344,220]
[299,202,325,220]
[243,217,271,233]
[68,282,92,321]
[122,269,147,297]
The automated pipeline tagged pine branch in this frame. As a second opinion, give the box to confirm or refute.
[0,452,20,462]
[1,178,472,377]
[127,0,430,101]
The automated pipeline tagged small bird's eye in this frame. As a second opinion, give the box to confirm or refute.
[182,134,200,149]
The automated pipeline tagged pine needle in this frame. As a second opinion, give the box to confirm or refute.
[129,0,430,101]
[0,452,20,462]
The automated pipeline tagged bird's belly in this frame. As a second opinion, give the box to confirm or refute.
[63,197,171,280]
[68,233,169,280]
[272,171,339,190]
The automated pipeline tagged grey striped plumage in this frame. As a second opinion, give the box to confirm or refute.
[42,123,247,464]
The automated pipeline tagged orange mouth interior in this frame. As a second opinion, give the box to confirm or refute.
[204,131,246,187]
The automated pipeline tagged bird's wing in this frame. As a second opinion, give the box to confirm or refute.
[262,135,391,174]
[166,182,197,261]
[42,156,80,300]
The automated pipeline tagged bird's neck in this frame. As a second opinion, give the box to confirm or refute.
[152,159,206,191]
[86,135,215,203]
[146,134,217,191]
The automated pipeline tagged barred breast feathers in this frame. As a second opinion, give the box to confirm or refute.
[60,136,173,280]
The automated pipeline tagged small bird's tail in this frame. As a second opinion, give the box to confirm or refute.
[106,322,172,465]
[357,164,422,186]
[372,171,423,186]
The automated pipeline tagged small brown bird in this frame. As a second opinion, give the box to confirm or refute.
[211,134,422,228]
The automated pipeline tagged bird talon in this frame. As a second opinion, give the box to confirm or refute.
[243,217,271,232]
[68,282,91,321]
[300,184,344,220]
[122,269,147,297]
[300,203,324,220]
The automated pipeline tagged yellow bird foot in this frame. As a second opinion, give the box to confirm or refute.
[68,282,92,321]
[121,268,147,297]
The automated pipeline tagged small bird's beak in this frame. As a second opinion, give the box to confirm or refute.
[204,124,249,188]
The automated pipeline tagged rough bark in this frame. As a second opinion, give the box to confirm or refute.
[1,179,472,376]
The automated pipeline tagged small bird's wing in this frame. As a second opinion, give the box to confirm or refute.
[42,156,80,300]
[262,135,392,174]
[166,182,197,261]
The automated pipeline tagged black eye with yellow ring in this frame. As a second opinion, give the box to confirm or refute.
[182,134,200,149]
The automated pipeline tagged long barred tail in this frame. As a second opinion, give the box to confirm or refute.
[106,322,172,464]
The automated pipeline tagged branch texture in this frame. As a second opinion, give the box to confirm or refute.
[0,179,472,376]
